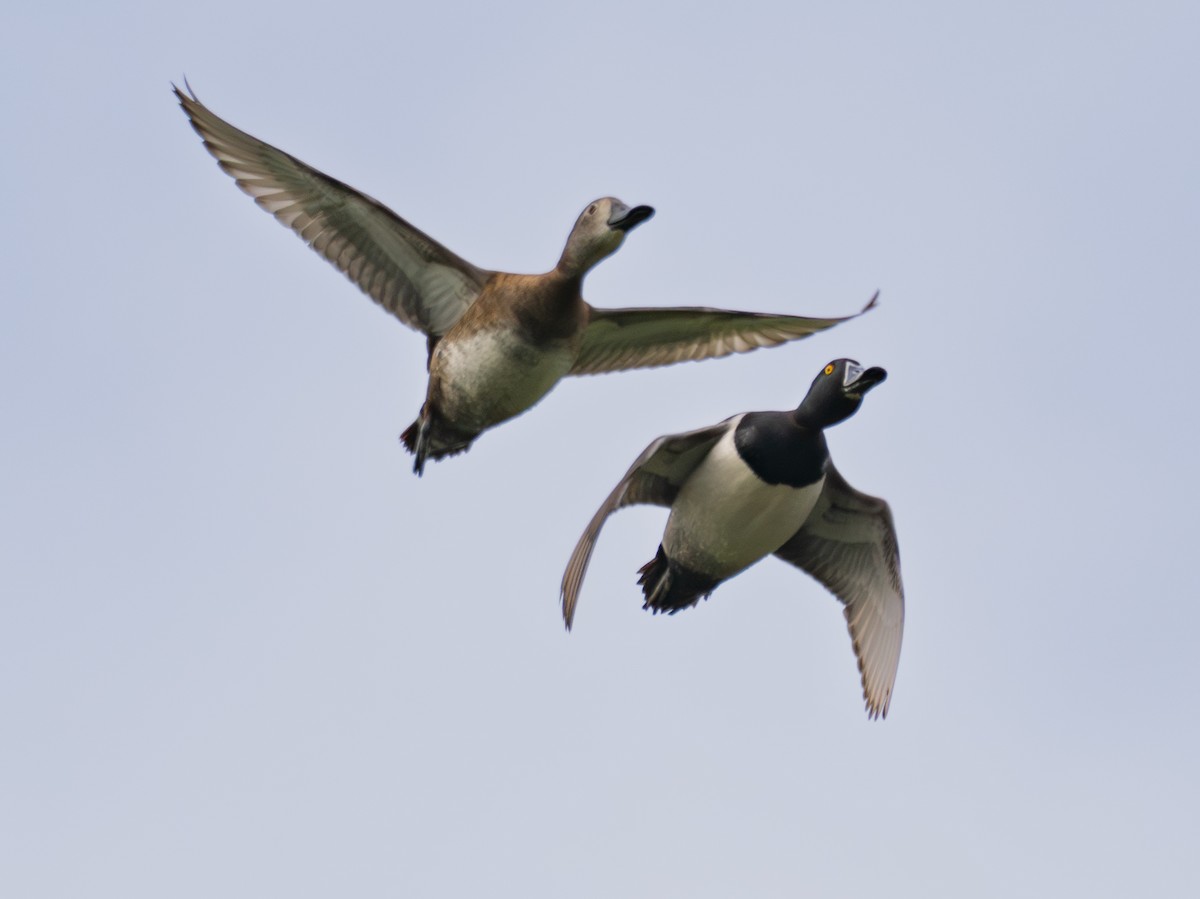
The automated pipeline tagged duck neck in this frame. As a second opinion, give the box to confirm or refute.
[554,250,591,281]
[550,258,586,289]
[792,396,858,431]
[790,407,821,430]
[507,269,586,342]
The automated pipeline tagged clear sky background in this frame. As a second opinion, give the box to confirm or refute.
[3,2,1198,896]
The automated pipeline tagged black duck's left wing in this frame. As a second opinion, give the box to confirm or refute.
[560,419,736,629]
[569,293,877,376]
[774,463,904,719]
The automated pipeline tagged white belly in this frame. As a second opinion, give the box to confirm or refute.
[433,328,574,430]
[664,428,824,579]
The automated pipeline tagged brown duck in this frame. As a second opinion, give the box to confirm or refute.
[175,85,878,474]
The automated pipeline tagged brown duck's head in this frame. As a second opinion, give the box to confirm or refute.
[557,197,654,276]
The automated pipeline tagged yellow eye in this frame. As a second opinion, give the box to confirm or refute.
[824,364,834,375]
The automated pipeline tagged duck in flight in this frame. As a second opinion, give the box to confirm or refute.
[175,85,878,474]
[560,359,903,719]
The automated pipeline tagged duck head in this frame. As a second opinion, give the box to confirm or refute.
[793,359,888,429]
[557,197,654,276]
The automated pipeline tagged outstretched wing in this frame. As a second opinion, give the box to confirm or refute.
[774,463,904,720]
[569,292,878,376]
[560,419,736,629]
[175,84,492,337]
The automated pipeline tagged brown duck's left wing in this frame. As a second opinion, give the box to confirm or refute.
[568,292,878,376]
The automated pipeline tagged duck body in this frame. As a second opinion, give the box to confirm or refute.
[402,271,588,462]
[644,417,828,611]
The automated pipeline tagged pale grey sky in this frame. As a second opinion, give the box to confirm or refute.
[3,2,1198,896]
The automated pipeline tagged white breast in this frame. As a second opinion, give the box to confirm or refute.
[664,427,823,579]
[433,329,574,430]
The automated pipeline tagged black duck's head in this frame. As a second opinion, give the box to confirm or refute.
[794,359,888,429]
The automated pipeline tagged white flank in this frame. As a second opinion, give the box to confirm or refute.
[433,328,574,430]
[664,428,823,578]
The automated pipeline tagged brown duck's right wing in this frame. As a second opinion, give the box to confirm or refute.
[176,84,492,337]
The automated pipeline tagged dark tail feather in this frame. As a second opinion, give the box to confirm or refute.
[399,410,475,476]
[400,421,418,453]
[399,416,431,476]
[637,545,717,614]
